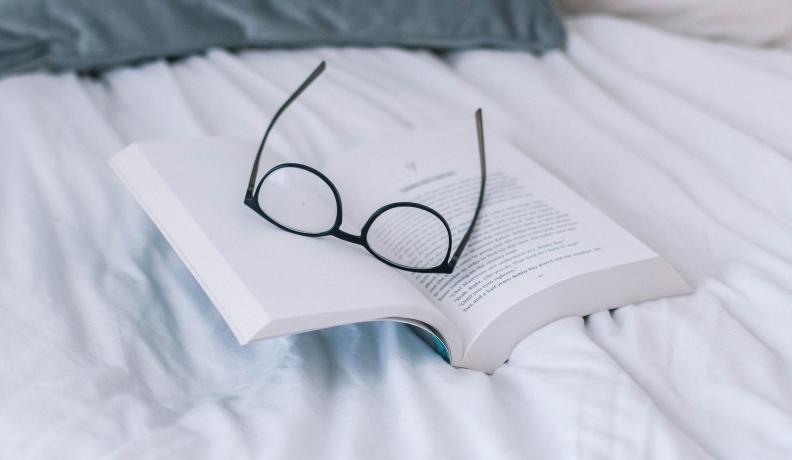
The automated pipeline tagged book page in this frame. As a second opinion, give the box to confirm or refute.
[112,138,457,345]
[324,122,657,345]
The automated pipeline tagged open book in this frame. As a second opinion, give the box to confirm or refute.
[110,122,691,373]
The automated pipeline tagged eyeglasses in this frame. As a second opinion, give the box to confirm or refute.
[243,62,487,274]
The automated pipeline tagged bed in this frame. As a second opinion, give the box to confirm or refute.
[1,14,791,459]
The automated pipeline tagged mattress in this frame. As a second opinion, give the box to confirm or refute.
[1,15,791,459]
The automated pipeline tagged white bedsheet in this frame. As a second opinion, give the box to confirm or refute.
[1,16,791,459]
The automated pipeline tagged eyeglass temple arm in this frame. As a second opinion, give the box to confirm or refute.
[245,61,327,199]
[448,108,487,271]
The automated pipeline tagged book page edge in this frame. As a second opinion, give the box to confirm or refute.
[109,143,270,344]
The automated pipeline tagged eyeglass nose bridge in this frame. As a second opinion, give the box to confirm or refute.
[333,229,363,245]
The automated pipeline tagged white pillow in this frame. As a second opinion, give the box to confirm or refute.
[557,0,792,49]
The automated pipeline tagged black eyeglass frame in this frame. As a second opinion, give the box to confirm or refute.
[243,61,487,274]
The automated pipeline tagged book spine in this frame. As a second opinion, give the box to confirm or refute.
[407,324,450,363]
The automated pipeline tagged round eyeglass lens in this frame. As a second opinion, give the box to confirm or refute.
[256,166,338,235]
[366,205,450,270]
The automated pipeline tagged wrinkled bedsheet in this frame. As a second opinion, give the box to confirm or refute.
[1,16,791,459]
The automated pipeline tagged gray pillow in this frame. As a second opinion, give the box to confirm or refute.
[0,0,566,77]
